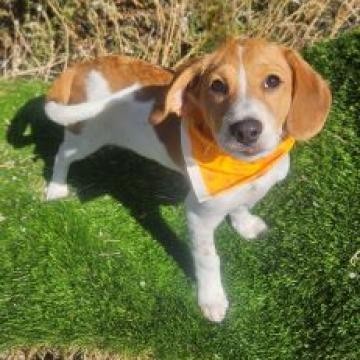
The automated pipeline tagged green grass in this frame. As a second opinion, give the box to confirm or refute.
[0,31,359,359]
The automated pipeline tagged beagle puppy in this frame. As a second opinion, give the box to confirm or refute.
[44,38,331,322]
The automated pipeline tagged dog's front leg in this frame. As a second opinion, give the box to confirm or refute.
[230,206,268,240]
[186,193,228,322]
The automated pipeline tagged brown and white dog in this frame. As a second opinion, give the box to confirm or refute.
[44,38,331,322]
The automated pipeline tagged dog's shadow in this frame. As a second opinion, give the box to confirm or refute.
[7,96,194,279]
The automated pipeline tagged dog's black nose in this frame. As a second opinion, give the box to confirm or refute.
[229,118,262,145]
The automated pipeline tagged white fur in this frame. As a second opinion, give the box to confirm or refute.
[238,47,247,97]
[230,209,268,240]
[45,71,291,322]
[45,83,141,126]
[185,154,289,321]
[86,70,111,101]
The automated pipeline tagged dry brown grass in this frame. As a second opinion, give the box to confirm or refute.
[0,347,154,360]
[0,0,359,79]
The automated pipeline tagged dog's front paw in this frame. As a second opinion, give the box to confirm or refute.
[46,182,69,201]
[199,287,229,323]
[232,214,268,240]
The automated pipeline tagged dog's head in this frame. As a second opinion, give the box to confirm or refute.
[150,38,331,160]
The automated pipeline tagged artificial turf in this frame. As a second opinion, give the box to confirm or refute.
[0,31,359,359]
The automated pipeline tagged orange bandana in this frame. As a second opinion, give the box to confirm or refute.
[181,119,295,202]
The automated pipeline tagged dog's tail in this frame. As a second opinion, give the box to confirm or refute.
[44,84,141,126]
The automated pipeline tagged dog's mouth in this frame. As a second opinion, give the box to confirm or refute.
[217,137,274,160]
[214,122,281,160]
[226,141,260,154]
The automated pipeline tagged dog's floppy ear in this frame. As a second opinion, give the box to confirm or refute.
[149,56,209,125]
[284,49,332,140]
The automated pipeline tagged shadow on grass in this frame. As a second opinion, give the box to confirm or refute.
[6,96,194,279]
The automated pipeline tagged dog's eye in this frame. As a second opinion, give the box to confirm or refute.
[264,74,281,89]
[210,79,228,94]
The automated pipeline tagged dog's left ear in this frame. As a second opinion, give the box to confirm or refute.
[284,49,332,140]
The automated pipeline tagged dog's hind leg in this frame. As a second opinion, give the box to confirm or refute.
[46,131,75,200]
[45,128,101,200]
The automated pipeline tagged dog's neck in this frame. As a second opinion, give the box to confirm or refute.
[180,113,295,201]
